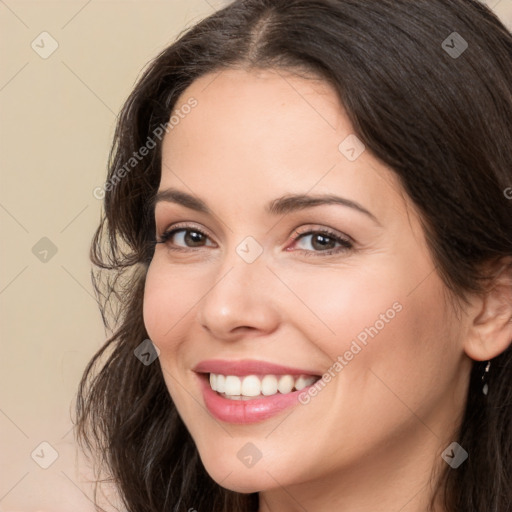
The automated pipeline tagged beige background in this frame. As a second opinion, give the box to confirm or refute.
[1,1,511,510]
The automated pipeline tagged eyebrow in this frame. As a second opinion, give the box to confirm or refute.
[152,188,380,224]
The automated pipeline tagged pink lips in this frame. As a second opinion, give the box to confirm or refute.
[194,359,320,424]
[193,359,318,377]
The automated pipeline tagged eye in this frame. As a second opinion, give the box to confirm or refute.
[288,228,354,257]
[155,223,353,257]
[156,224,216,251]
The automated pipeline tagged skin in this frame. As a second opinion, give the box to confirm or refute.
[142,68,512,512]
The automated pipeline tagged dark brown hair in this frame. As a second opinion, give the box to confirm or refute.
[76,1,512,510]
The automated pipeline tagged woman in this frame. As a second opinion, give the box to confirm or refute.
[76,0,512,510]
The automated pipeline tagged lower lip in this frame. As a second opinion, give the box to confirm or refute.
[198,374,315,424]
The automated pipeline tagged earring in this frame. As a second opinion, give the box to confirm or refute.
[481,360,491,396]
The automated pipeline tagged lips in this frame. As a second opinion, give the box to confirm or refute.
[193,359,322,424]
[193,359,320,377]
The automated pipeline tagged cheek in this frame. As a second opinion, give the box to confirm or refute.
[142,263,166,342]
[287,258,453,405]
[285,271,454,464]
[339,275,456,431]
[142,258,199,342]
[142,260,197,408]
[276,262,407,351]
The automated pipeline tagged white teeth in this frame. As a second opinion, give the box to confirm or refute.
[216,374,226,393]
[224,375,241,395]
[261,375,278,396]
[209,373,217,391]
[277,375,295,394]
[208,373,318,398]
[295,375,311,391]
[241,375,261,397]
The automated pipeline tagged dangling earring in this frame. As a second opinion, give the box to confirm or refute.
[481,360,491,396]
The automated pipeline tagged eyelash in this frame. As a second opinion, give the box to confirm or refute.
[155,223,354,257]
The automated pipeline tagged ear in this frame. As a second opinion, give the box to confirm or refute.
[464,257,512,362]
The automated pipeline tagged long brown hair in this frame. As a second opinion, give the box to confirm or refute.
[76,1,512,510]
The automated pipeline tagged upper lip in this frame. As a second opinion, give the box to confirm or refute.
[193,359,321,376]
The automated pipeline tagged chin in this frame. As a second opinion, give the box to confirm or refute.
[205,466,272,494]
[197,448,284,493]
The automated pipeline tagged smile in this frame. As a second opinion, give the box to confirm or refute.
[209,373,319,399]
[194,360,322,423]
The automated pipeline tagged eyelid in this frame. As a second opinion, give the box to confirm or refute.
[158,222,351,241]
[157,221,216,243]
[291,225,353,243]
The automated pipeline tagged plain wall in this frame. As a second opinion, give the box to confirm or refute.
[1,1,511,510]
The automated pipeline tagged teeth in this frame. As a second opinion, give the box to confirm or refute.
[209,373,217,391]
[224,375,242,395]
[208,373,318,398]
[241,375,261,397]
[277,375,294,394]
[295,375,311,391]
[216,374,225,393]
[261,375,278,396]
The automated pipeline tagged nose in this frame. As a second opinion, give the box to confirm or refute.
[196,250,281,341]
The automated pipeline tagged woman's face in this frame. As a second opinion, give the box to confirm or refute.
[143,68,471,495]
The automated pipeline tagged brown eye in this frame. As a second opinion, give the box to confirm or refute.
[157,227,216,250]
[290,229,353,256]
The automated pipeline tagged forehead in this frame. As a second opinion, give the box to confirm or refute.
[159,68,408,225]
[163,67,346,155]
